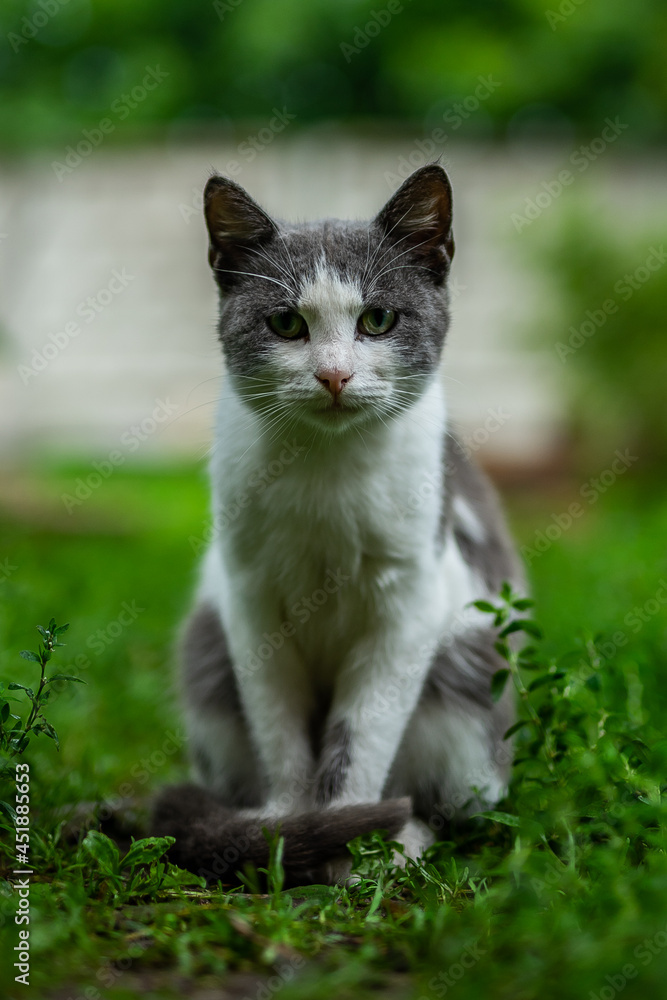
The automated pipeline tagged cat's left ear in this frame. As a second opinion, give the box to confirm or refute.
[374,165,454,281]
[204,175,276,283]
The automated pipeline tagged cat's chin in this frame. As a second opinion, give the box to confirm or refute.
[301,403,374,434]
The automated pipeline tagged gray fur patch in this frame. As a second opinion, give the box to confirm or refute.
[421,627,507,712]
[441,434,522,592]
[181,602,241,715]
[315,720,352,805]
[181,604,262,808]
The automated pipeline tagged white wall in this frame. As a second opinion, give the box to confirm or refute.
[1,130,661,468]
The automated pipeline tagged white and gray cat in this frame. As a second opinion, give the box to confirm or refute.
[152,164,524,885]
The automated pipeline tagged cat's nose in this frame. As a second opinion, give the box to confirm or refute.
[314,369,353,397]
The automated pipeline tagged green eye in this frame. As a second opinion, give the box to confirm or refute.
[360,308,396,336]
[268,310,306,338]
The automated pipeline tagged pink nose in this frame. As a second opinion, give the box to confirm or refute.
[315,369,353,397]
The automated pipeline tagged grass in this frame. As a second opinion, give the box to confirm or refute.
[1,461,667,999]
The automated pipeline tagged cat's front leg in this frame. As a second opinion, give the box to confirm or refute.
[314,626,435,809]
[223,602,316,816]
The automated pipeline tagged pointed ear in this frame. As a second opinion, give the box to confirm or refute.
[374,165,454,280]
[204,175,276,284]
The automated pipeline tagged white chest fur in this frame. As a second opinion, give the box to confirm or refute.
[199,375,485,693]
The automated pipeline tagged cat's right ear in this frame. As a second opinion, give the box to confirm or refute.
[204,176,275,284]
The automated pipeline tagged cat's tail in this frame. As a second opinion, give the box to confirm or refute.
[151,783,411,887]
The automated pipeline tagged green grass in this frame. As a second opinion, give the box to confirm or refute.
[1,462,667,1000]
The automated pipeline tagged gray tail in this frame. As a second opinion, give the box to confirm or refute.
[151,783,412,887]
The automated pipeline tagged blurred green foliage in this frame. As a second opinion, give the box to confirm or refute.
[0,0,665,149]
[536,213,667,469]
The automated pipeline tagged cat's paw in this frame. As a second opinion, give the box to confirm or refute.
[321,856,356,886]
[392,818,436,867]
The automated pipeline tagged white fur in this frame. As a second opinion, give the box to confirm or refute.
[298,260,364,333]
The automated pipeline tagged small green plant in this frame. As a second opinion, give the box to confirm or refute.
[0,618,83,763]
[80,830,204,903]
[471,585,665,875]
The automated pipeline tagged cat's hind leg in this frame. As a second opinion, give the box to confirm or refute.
[385,628,514,843]
[181,602,264,808]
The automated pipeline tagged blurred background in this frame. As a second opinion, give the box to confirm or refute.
[0,0,666,794]
[1,0,666,471]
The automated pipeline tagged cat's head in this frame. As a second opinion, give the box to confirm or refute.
[204,164,454,434]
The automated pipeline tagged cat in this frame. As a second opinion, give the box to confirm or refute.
[151,163,524,886]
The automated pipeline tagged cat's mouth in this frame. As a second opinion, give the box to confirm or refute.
[305,394,368,427]
[316,396,362,416]
[323,397,349,412]
[275,387,386,430]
